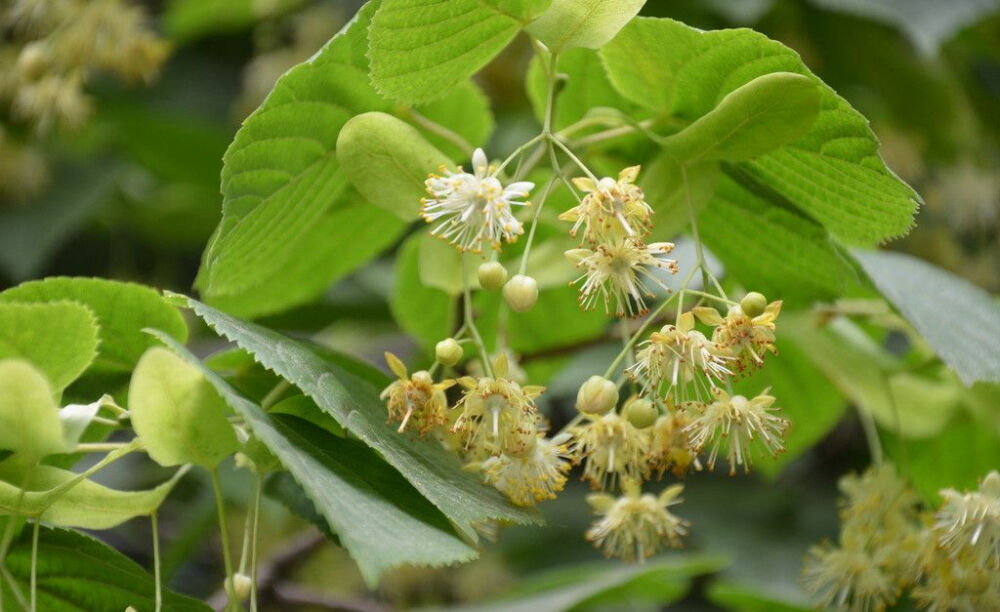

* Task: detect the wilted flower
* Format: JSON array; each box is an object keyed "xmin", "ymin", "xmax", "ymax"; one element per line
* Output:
[
  {"xmin": 585, "ymin": 480, "xmax": 688, "ymax": 561},
  {"xmin": 693, "ymin": 298, "xmax": 781, "ymax": 373},
  {"xmin": 566, "ymin": 238, "xmax": 678, "ymax": 317},
  {"xmin": 421, "ymin": 148, "xmax": 534, "ymax": 253},
  {"xmin": 571, "ymin": 411, "xmax": 649, "ymax": 489},
  {"xmin": 379, "ymin": 352, "xmax": 453, "ymax": 435},
  {"xmin": 474, "ymin": 433, "xmax": 571, "ymax": 506},
  {"xmin": 559, "ymin": 166, "xmax": 653, "ymax": 243},
  {"xmin": 684, "ymin": 388, "xmax": 788, "ymax": 474}
]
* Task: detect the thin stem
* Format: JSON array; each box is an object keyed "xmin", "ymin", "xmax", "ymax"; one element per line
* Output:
[
  {"xmin": 403, "ymin": 108, "xmax": 474, "ymax": 157},
  {"xmin": 0, "ymin": 567, "xmax": 27, "ymax": 612},
  {"xmin": 603, "ymin": 291, "xmax": 683, "ymax": 378},
  {"xmin": 541, "ymin": 50, "xmax": 558, "ymax": 135},
  {"xmin": 249, "ymin": 472, "xmax": 263, "ymax": 612},
  {"xmin": 518, "ymin": 175, "xmax": 558, "ymax": 276},
  {"xmin": 73, "ymin": 442, "xmax": 130, "ymax": 453},
  {"xmin": 549, "ymin": 135, "xmax": 598, "ymax": 182},
  {"xmin": 260, "ymin": 380, "xmax": 291, "ymax": 411},
  {"xmin": 682, "ymin": 165, "xmax": 727, "ymax": 298},
  {"xmin": 681, "ymin": 289, "xmax": 737, "ymax": 306},
  {"xmin": 89, "ymin": 416, "xmax": 122, "ymax": 428},
  {"xmin": 28, "ymin": 520, "xmax": 38, "ymax": 612},
  {"xmin": 495, "ymin": 133, "xmax": 544, "ymax": 177},
  {"xmin": 857, "ymin": 405, "xmax": 884, "ymax": 466},
  {"xmin": 461, "ymin": 257, "xmax": 493, "ymax": 378},
  {"xmin": 151, "ymin": 512, "xmax": 162, "ymax": 612},
  {"xmin": 211, "ymin": 469, "xmax": 237, "ymax": 610}
]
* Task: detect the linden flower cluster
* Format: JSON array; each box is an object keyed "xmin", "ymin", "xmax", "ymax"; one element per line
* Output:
[{"xmin": 803, "ymin": 465, "xmax": 1000, "ymax": 611}]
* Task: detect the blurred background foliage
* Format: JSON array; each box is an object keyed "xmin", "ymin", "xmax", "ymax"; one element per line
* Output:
[{"xmin": 1, "ymin": 0, "xmax": 998, "ymax": 610}]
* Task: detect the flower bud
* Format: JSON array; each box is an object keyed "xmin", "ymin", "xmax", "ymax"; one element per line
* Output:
[
  {"xmin": 435, "ymin": 337, "xmax": 463, "ymax": 366},
  {"xmin": 740, "ymin": 291, "xmax": 768, "ymax": 318},
  {"xmin": 503, "ymin": 274, "xmax": 538, "ymax": 312},
  {"xmin": 477, "ymin": 261, "xmax": 508, "ymax": 291},
  {"xmin": 622, "ymin": 396, "xmax": 657, "ymax": 429},
  {"xmin": 17, "ymin": 42, "xmax": 48, "ymax": 80},
  {"xmin": 576, "ymin": 375, "xmax": 618, "ymax": 415},
  {"xmin": 225, "ymin": 573, "xmax": 252, "ymax": 602}
]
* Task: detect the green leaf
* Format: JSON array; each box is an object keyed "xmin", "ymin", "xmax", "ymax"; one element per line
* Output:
[
  {"xmin": 0, "ymin": 277, "xmax": 189, "ymax": 374},
  {"xmin": 447, "ymin": 556, "xmax": 728, "ymax": 612},
  {"xmin": 149, "ymin": 335, "xmax": 478, "ymax": 585},
  {"xmin": 600, "ymin": 17, "xmax": 919, "ymax": 245},
  {"xmin": 368, "ymin": 0, "xmax": 520, "ymax": 104},
  {"xmin": 0, "ymin": 302, "xmax": 98, "ymax": 392},
  {"xmin": 0, "ymin": 360, "xmax": 66, "ymax": 462},
  {"xmin": 0, "ymin": 525, "xmax": 209, "ymax": 611},
  {"xmin": 418, "ymin": 233, "xmax": 480, "ymax": 296},
  {"xmin": 640, "ymin": 156, "xmax": 720, "ymax": 241},
  {"xmin": 707, "ymin": 580, "xmax": 813, "ymax": 612},
  {"xmin": 338, "ymin": 112, "xmax": 451, "ymax": 221},
  {"xmin": 527, "ymin": 0, "xmax": 646, "ymax": 52},
  {"xmin": 413, "ymin": 81, "xmax": 495, "ymax": 159},
  {"xmin": 853, "ymin": 249, "xmax": 1000, "ymax": 385},
  {"xmin": 525, "ymin": 48, "xmax": 635, "ymax": 130},
  {"xmin": 0, "ymin": 463, "xmax": 186, "ymax": 529},
  {"xmin": 697, "ymin": 175, "xmax": 854, "ymax": 305},
  {"xmin": 481, "ymin": 0, "xmax": 552, "ymax": 23},
  {"xmin": 659, "ymin": 72, "xmax": 820, "ymax": 162},
  {"xmin": 170, "ymin": 296, "xmax": 541, "ymax": 539},
  {"xmin": 128, "ymin": 347, "xmax": 239, "ymax": 468},
  {"xmin": 393, "ymin": 235, "xmax": 456, "ymax": 348},
  {"xmin": 505, "ymin": 286, "xmax": 610, "ymax": 354}
]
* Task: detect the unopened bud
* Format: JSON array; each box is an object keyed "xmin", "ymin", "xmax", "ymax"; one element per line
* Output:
[
  {"xmin": 576, "ymin": 375, "xmax": 618, "ymax": 415},
  {"xmin": 478, "ymin": 261, "xmax": 508, "ymax": 291},
  {"xmin": 503, "ymin": 274, "xmax": 538, "ymax": 312},
  {"xmin": 740, "ymin": 291, "xmax": 768, "ymax": 318},
  {"xmin": 225, "ymin": 573, "xmax": 252, "ymax": 602},
  {"xmin": 622, "ymin": 396, "xmax": 657, "ymax": 429},
  {"xmin": 435, "ymin": 337, "xmax": 463, "ymax": 366},
  {"xmin": 17, "ymin": 42, "xmax": 48, "ymax": 79}
]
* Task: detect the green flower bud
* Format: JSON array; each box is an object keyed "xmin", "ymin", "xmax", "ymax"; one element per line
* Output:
[
  {"xmin": 503, "ymin": 274, "xmax": 538, "ymax": 312},
  {"xmin": 477, "ymin": 261, "xmax": 508, "ymax": 291},
  {"xmin": 740, "ymin": 291, "xmax": 768, "ymax": 318},
  {"xmin": 225, "ymin": 573, "xmax": 252, "ymax": 602},
  {"xmin": 576, "ymin": 375, "xmax": 618, "ymax": 415},
  {"xmin": 435, "ymin": 337, "xmax": 463, "ymax": 366},
  {"xmin": 622, "ymin": 396, "xmax": 657, "ymax": 429}
]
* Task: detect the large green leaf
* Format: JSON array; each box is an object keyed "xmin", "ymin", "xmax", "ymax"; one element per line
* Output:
[
  {"xmin": 0, "ymin": 462, "xmax": 185, "ymax": 529},
  {"xmin": 697, "ymin": 175, "xmax": 854, "ymax": 305},
  {"xmin": 0, "ymin": 360, "xmax": 66, "ymax": 462},
  {"xmin": 368, "ymin": 0, "xmax": 520, "ymax": 104},
  {"xmin": 640, "ymin": 156, "xmax": 719, "ymax": 241},
  {"xmin": 658, "ymin": 72, "xmax": 821, "ymax": 163},
  {"xmin": 481, "ymin": 0, "xmax": 552, "ymax": 23},
  {"xmin": 129, "ymin": 347, "xmax": 239, "ymax": 468},
  {"xmin": 152, "ymin": 333, "xmax": 478, "ymax": 585},
  {"xmin": 0, "ymin": 277, "xmax": 188, "ymax": 374},
  {"xmin": 169, "ymin": 296, "xmax": 540, "ymax": 539},
  {"xmin": 600, "ymin": 17, "xmax": 919, "ymax": 245},
  {"xmin": 707, "ymin": 580, "xmax": 812, "ymax": 612},
  {"xmin": 337, "ymin": 112, "xmax": 451, "ymax": 221},
  {"xmin": 0, "ymin": 302, "xmax": 98, "ymax": 392},
  {"xmin": 393, "ymin": 235, "xmax": 456, "ymax": 349},
  {"xmin": 0, "ymin": 525, "xmax": 209, "ymax": 611},
  {"xmin": 853, "ymin": 249, "xmax": 1000, "ymax": 385},
  {"xmin": 526, "ymin": 0, "xmax": 646, "ymax": 52}
]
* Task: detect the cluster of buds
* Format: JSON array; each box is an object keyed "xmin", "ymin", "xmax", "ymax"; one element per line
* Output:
[
  {"xmin": 560, "ymin": 166, "xmax": 678, "ymax": 317},
  {"xmin": 803, "ymin": 465, "xmax": 1000, "ymax": 611}
]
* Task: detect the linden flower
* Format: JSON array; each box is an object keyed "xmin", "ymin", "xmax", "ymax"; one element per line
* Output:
[
  {"xmin": 571, "ymin": 412, "xmax": 650, "ymax": 489},
  {"xmin": 647, "ymin": 411, "xmax": 700, "ymax": 478},
  {"xmin": 380, "ymin": 352, "xmax": 453, "ymax": 435},
  {"xmin": 558, "ymin": 166, "xmax": 653, "ymax": 243},
  {"xmin": 566, "ymin": 238, "xmax": 678, "ymax": 317},
  {"xmin": 626, "ymin": 312, "xmax": 732, "ymax": 402},
  {"xmin": 910, "ymin": 546, "xmax": 1000, "ymax": 612},
  {"xmin": 684, "ymin": 388, "xmax": 788, "ymax": 474},
  {"xmin": 693, "ymin": 299, "xmax": 782, "ymax": 374},
  {"xmin": 451, "ymin": 355, "xmax": 543, "ymax": 456},
  {"xmin": 586, "ymin": 480, "xmax": 688, "ymax": 562},
  {"xmin": 934, "ymin": 471, "xmax": 1000, "ymax": 569},
  {"xmin": 802, "ymin": 543, "xmax": 900, "ymax": 612},
  {"xmin": 473, "ymin": 433, "xmax": 571, "ymax": 506},
  {"xmin": 421, "ymin": 148, "xmax": 534, "ymax": 253},
  {"xmin": 839, "ymin": 464, "xmax": 920, "ymax": 543}
]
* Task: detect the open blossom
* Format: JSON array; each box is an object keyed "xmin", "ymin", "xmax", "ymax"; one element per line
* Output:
[
  {"xmin": 802, "ymin": 543, "xmax": 900, "ymax": 612},
  {"xmin": 647, "ymin": 411, "xmax": 700, "ymax": 478},
  {"xmin": 474, "ymin": 433, "xmax": 571, "ymax": 506},
  {"xmin": 693, "ymin": 299, "xmax": 782, "ymax": 374},
  {"xmin": 571, "ymin": 412, "xmax": 649, "ymax": 489},
  {"xmin": 684, "ymin": 388, "xmax": 788, "ymax": 474},
  {"xmin": 566, "ymin": 238, "xmax": 678, "ymax": 317},
  {"xmin": 586, "ymin": 480, "xmax": 688, "ymax": 561},
  {"xmin": 421, "ymin": 148, "xmax": 533, "ymax": 253},
  {"xmin": 934, "ymin": 471, "xmax": 1000, "ymax": 569},
  {"xmin": 626, "ymin": 312, "xmax": 732, "ymax": 402},
  {"xmin": 559, "ymin": 166, "xmax": 653, "ymax": 243},
  {"xmin": 380, "ymin": 352, "xmax": 453, "ymax": 435}
]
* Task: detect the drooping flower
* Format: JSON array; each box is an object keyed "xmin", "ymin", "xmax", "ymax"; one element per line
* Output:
[
  {"xmin": 802, "ymin": 542, "xmax": 900, "ymax": 612},
  {"xmin": 558, "ymin": 166, "xmax": 653, "ymax": 243},
  {"xmin": 693, "ymin": 298, "xmax": 782, "ymax": 374},
  {"xmin": 627, "ymin": 312, "xmax": 732, "ymax": 402},
  {"xmin": 684, "ymin": 388, "xmax": 788, "ymax": 474},
  {"xmin": 647, "ymin": 410, "xmax": 700, "ymax": 478},
  {"xmin": 585, "ymin": 480, "xmax": 688, "ymax": 562},
  {"xmin": 934, "ymin": 471, "xmax": 1000, "ymax": 569},
  {"xmin": 474, "ymin": 433, "xmax": 572, "ymax": 506},
  {"xmin": 566, "ymin": 238, "xmax": 678, "ymax": 317},
  {"xmin": 571, "ymin": 411, "xmax": 650, "ymax": 489},
  {"xmin": 421, "ymin": 148, "xmax": 534, "ymax": 253},
  {"xmin": 379, "ymin": 352, "xmax": 453, "ymax": 435}
]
